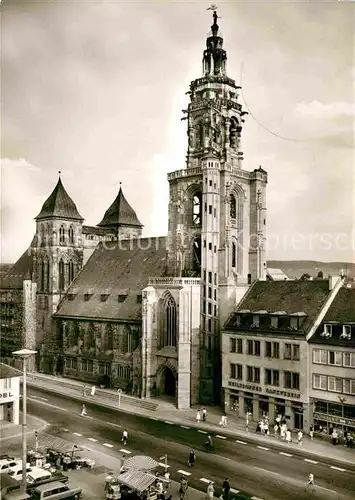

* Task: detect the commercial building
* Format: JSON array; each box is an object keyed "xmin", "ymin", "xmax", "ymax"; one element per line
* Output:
[
  {"xmin": 308, "ymin": 286, "xmax": 355, "ymax": 436},
  {"xmin": 0, "ymin": 363, "xmax": 22, "ymax": 424},
  {"xmin": 222, "ymin": 277, "xmax": 345, "ymax": 432}
]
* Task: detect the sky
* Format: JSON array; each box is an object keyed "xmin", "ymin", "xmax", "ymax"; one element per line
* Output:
[{"xmin": 1, "ymin": 0, "xmax": 354, "ymax": 264}]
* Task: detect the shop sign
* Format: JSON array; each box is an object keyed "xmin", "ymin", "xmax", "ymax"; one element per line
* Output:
[
  {"xmin": 313, "ymin": 412, "xmax": 355, "ymax": 427},
  {"xmin": 227, "ymin": 381, "xmax": 301, "ymax": 399},
  {"xmin": 0, "ymin": 391, "xmax": 14, "ymax": 401}
]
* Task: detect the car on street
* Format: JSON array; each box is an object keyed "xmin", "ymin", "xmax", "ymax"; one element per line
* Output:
[
  {"xmin": 0, "ymin": 458, "xmax": 21, "ymax": 475},
  {"xmin": 8, "ymin": 465, "xmax": 35, "ymax": 481},
  {"xmin": 29, "ymin": 481, "xmax": 82, "ymax": 500}
]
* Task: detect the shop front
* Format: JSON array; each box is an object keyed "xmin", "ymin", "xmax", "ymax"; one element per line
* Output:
[
  {"xmin": 225, "ymin": 380, "xmax": 310, "ymax": 431},
  {"xmin": 0, "ymin": 375, "xmax": 20, "ymax": 425},
  {"xmin": 312, "ymin": 400, "xmax": 355, "ymax": 436}
]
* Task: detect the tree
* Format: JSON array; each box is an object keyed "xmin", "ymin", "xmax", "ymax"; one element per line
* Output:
[
  {"xmin": 316, "ymin": 270, "xmax": 324, "ymax": 279},
  {"xmin": 300, "ymin": 273, "xmax": 311, "ymax": 281}
]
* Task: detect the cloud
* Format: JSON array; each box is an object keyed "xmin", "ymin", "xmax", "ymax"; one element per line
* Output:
[{"xmin": 293, "ymin": 100, "xmax": 354, "ymax": 120}]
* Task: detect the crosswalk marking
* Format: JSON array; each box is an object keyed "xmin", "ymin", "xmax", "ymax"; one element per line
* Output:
[
  {"xmin": 304, "ymin": 458, "xmax": 318, "ymax": 464},
  {"xmin": 330, "ymin": 466, "xmax": 346, "ymax": 472},
  {"xmin": 200, "ymin": 478, "xmax": 213, "ymax": 484},
  {"xmin": 164, "ymin": 421, "xmax": 173, "ymax": 424},
  {"xmin": 73, "ymin": 432, "xmax": 82, "ymax": 436},
  {"xmin": 178, "ymin": 470, "xmax": 191, "ymax": 476},
  {"xmin": 103, "ymin": 443, "xmax": 114, "ymax": 448},
  {"xmin": 119, "ymin": 449, "xmax": 132, "ymax": 454},
  {"xmin": 197, "ymin": 430, "xmax": 207, "ymax": 434},
  {"xmin": 236, "ymin": 440, "xmax": 247, "ymax": 444},
  {"xmin": 257, "ymin": 445, "xmax": 269, "ymax": 451},
  {"xmin": 181, "ymin": 426, "xmax": 190, "ymax": 429},
  {"xmin": 87, "ymin": 438, "xmax": 98, "ymax": 442},
  {"xmin": 158, "ymin": 463, "xmax": 170, "ymax": 468},
  {"xmin": 251, "ymin": 497, "xmax": 265, "ymax": 500},
  {"xmin": 216, "ymin": 435, "xmax": 227, "ymax": 439},
  {"xmin": 230, "ymin": 488, "xmax": 239, "ymax": 494},
  {"xmin": 279, "ymin": 452, "xmax": 292, "ymax": 457}
]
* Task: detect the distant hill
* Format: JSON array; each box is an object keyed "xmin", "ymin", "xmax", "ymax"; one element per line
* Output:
[{"xmin": 268, "ymin": 261, "xmax": 355, "ymax": 280}]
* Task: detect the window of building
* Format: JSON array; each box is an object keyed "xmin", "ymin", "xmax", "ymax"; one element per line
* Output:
[
  {"xmin": 230, "ymin": 337, "xmax": 242, "ymax": 353},
  {"xmin": 208, "ymin": 272, "xmax": 212, "ymax": 283},
  {"xmin": 81, "ymin": 359, "xmax": 93, "ymax": 372},
  {"xmin": 68, "ymin": 261, "xmax": 75, "ymax": 284},
  {"xmin": 313, "ymin": 348, "xmax": 328, "ymax": 364},
  {"xmin": 208, "ymin": 287, "xmax": 212, "ymax": 299},
  {"xmin": 284, "ymin": 371, "xmax": 300, "ymax": 390},
  {"xmin": 58, "ymin": 259, "xmax": 65, "ymax": 291},
  {"xmin": 59, "ymin": 225, "xmax": 65, "ymax": 244},
  {"xmin": 284, "ymin": 343, "xmax": 299, "ymax": 360},
  {"xmin": 247, "ymin": 366, "xmax": 260, "ymax": 383},
  {"xmin": 313, "ymin": 374, "xmax": 327, "ymax": 390},
  {"xmin": 343, "ymin": 352, "xmax": 355, "ymax": 368},
  {"xmin": 230, "ymin": 363, "xmax": 243, "ymax": 380},
  {"xmin": 343, "ymin": 379, "xmax": 355, "ymax": 395},
  {"xmin": 323, "ymin": 323, "xmax": 333, "ymax": 336},
  {"xmin": 342, "ymin": 325, "xmax": 351, "ymax": 339},
  {"xmin": 328, "ymin": 351, "xmax": 342, "ymax": 366},
  {"xmin": 247, "ymin": 340, "xmax": 260, "ymax": 356},
  {"xmin": 192, "ymin": 192, "xmax": 202, "ymax": 225},
  {"xmin": 162, "ymin": 295, "xmax": 177, "ymax": 347},
  {"xmin": 117, "ymin": 365, "xmax": 131, "ymax": 379},
  {"xmin": 208, "ymin": 242, "xmax": 212, "ymax": 250},
  {"xmin": 230, "ymin": 194, "xmax": 236, "ymax": 219},
  {"xmin": 87, "ymin": 323, "xmax": 96, "ymax": 349},
  {"xmin": 265, "ymin": 369, "xmax": 279, "ymax": 386},
  {"xmin": 328, "ymin": 376, "xmax": 343, "ymax": 392},
  {"xmin": 208, "ymin": 205, "xmax": 212, "ymax": 215},
  {"xmin": 103, "ymin": 324, "xmax": 114, "ymax": 350},
  {"xmin": 207, "ymin": 318, "xmax": 212, "ymax": 332},
  {"xmin": 68, "ymin": 226, "xmax": 74, "ymax": 244},
  {"xmin": 193, "ymin": 237, "xmax": 202, "ymax": 274},
  {"xmin": 99, "ymin": 362, "xmax": 111, "ymax": 375},
  {"xmin": 232, "ymin": 242, "xmax": 236, "ymax": 268},
  {"xmin": 208, "ymin": 302, "xmax": 212, "ymax": 314},
  {"xmin": 265, "ymin": 341, "xmax": 279, "ymax": 358}
]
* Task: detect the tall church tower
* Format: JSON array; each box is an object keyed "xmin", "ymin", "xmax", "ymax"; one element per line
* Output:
[
  {"xmin": 166, "ymin": 9, "xmax": 268, "ymax": 403},
  {"xmin": 32, "ymin": 174, "xmax": 84, "ymax": 372}
]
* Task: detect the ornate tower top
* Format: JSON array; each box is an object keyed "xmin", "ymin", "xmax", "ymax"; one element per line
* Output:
[{"xmin": 203, "ymin": 5, "xmax": 227, "ymax": 77}]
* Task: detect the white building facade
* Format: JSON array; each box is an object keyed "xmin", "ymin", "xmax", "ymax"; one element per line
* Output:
[{"xmin": 0, "ymin": 363, "xmax": 21, "ymax": 425}]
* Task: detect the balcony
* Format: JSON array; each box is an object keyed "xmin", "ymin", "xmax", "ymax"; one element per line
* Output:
[
  {"xmin": 148, "ymin": 277, "xmax": 201, "ymax": 287},
  {"xmin": 167, "ymin": 167, "xmax": 201, "ymax": 181}
]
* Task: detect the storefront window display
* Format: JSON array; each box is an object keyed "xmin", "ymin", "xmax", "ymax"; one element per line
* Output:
[{"xmin": 313, "ymin": 400, "xmax": 355, "ymax": 435}]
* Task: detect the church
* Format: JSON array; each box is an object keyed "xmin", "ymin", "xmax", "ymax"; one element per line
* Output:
[{"xmin": 0, "ymin": 11, "xmax": 267, "ymax": 408}]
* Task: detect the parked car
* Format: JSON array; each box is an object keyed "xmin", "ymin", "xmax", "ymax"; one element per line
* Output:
[
  {"xmin": 0, "ymin": 458, "xmax": 21, "ymax": 474},
  {"xmin": 26, "ymin": 469, "xmax": 52, "ymax": 485},
  {"xmin": 29, "ymin": 481, "xmax": 81, "ymax": 500},
  {"xmin": 26, "ymin": 472, "xmax": 69, "ymax": 492},
  {"xmin": 8, "ymin": 465, "xmax": 32, "ymax": 481},
  {"xmin": 0, "ymin": 473, "xmax": 30, "ymax": 500}
]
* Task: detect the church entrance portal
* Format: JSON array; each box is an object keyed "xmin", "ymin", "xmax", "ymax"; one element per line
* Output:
[{"xmin": 163, "ymin": 367, "xmax": 176, "ymax": 397}]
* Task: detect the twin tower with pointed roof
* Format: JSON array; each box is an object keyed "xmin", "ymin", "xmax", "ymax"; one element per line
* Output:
[{"xmin": 4, "ymin": 12, "xmax": 267, "ymax": 407}]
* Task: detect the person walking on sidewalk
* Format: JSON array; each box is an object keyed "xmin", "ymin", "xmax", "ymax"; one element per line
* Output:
[
  {"xmin": 188, "ymin": 451, "xmax": 196, "ymax": 467},
  {"xmin": 202, "ymin": 407, "xmax": 207, "ymax": 422},
  {"xmin": 196, "ymin": 409, "xmax": 201, "ymax": 423},
  {"xmin": 222, "ymin": 478, "xmax": 230, "ymax": 500},
  {"xmin": 305, "ymin": 473, "xmax": 315, "ymax": 492},
  {"xmin": 83, "ymin": 384, "xmax": 87, "ymax": 397},
  {"xmin": 80, "ymin": 404, "xmax": 87, "ymax": 416},
  {"xmin": 286, "ymin": 429, "xmax": 292, "ymax": 444},
  {"xmin": 179, "ymin": 477, "xmax": 188, "ymax": 500},
  {"xmin": 122, "ymin": 429, "xmax": 128, "ymax": 446},
  {"xmin": 206, "ymin": 482, "xmax": 214, "ymax": 500},
  {"xmin": 297, "ymin": 430, "xmax": 303, "ymax": 445},
  {"xmin": 90, "ymin": 385, "xmax": 96, "ymax": 396},
  {"xmin": 331, "ymin": 429, "xmax": 338, "ymax": 445},
  {"xmin": 309, "ymin": 425, "xmax": 314, "ymax": 441}
]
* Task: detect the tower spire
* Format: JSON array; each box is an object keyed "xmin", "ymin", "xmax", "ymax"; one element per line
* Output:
[{"xmin": 203, "ymin": 5, "xmax": 227, "ymax": 77}]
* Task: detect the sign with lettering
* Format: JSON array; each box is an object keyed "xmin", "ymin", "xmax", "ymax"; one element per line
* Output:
[
  {"xmin": 0, "ymin": 391, "xmax": 14, "ymax": 400},
  {"xmin": 313, "ymin": 412, "xmax": 355, "ymax": 428},
  {"xmin": 227, "ymin": 381, "xmax": 301, "ymax": 399}
]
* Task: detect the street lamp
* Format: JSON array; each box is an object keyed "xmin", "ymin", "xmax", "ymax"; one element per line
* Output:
[{"xmin": 13, "ymin": 348, "xmax": 37, "ymax": 494}]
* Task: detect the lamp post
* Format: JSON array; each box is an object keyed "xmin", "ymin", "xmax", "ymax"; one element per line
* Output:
[{"xmin": 13, "ymin": 348, "xmax": 37, "ymax": 494}]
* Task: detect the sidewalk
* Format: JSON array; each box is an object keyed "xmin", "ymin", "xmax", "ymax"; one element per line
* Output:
[
  {"xmin": 27, "ymin": 373, "xmax": 355, "ymax": 466},
  {"xmin": 0, "ymin": 414, "xmax": 47, "ymax": 442}
]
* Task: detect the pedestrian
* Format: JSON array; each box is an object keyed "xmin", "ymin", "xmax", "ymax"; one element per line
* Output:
[
  {"xmin": 297, "ymin": 430, "xmax": 303, "ymax": 445},
  {"xmin": 91, "ymin": 385, "xmax": 96, "ymax": 396},
  {"xmin": 188, "ymin": 451, "xmax": 196, "ymax": 467},
  {"xmin": 274, "ymin": 424, "xmax": 279, "ymax": 437},
  {"xmin": 104, "ymin": 472, "xmax": 114, "ymax": 493},
  {"xmin": 156, "ymin": 479, "xmax": 164, "ymax": 500},
  {"xmin": 196, "ymin": 410, "xmax": 201, "ymax": 423},
  {"xmin": 280, "ymin": 424, "xmax": 287, "ymax": 440},
  {"xmin": 122, "ymin": 429, "xmax": 128, "ymax": 446},
  {"xmin": 83, "ymin": 384, "xmax": 87, "ymax": 397},
  {"xmin": 179, "ymin": 477, "xmax": 188, "ymax": 500},
  {"xmin": 206, "ymin": 482, "xmax": 214, "ymax": 500},
  {"xmin": 305, "ymin": 473, "xmax": 315, "ymax": 492},
  {"xmin": 264, "ymin": 422, "xmax": 269, "ymax": 436},
  {"xmin": 80, "ymin": 404, "xmax": 87, "ymax": 416},
  {"xmin": 286, "ymin": 429, "xmax": 292, "ymax": 444},
  {"xmin": 164, "ymin": 469, "xmax": 170, "ymax": 483},
  {"xmin": 332, "ymin": 429, "xmax": 338, "ymax": 446},
  {"xmin": 222, "ymin": 478, "xmax": 230, "ymax": 500},
  {"xmin": 202, "ymin": 407, "xmax": 207, "ymax": 422},
  {"xmin": 309, "ymin": 425, "xmax": 314, "ymax": 441}
]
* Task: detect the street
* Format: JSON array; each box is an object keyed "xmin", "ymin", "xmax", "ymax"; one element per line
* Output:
[{"xmin": 4, "ymin": 386, "xmax": 354, "ymax": 500}]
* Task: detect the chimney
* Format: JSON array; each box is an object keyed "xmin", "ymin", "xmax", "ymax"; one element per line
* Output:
[{"xmin": 329, "ymin": 275, "xmax": 339, "ymax": 290}]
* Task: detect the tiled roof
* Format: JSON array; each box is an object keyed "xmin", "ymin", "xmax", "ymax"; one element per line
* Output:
[
  {"xmin": 0, "ymin": 249, "xmax": 32, "ymax": 289},
  {"xmin": 225, "ymin": 280, "xmax": 332, "ymax": 334},
  {"xmin": 82, "ymin": 225, "xmax": 107, "ymax": 235},
  {"xmin": 55, "ymin": 237, "xmax": 167, "ymax": 321},
  {"xmin": 0, "ymin": 362, "xmax": 22, "ymax": 379},
  {"xmin": 35, "ymin": 177, "xmax": 83, "ymax": 221},
  {"xmin": 97, "ymin": 187, "xmax": 142, "ymax": 228},
  {"xmin": 266, "ymin": 268, "xmax": 289, "ymax": 281},
  {"xmin": 322, "ymin": 287, "xmax": 355, "ymax": 323}
]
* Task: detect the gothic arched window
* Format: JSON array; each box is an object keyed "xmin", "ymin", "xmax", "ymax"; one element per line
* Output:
[
  {"xmin": 68, "ymin": 261, "xmax": 75, "ymax": 284},
  {"xmin": 40, "ymin": 224, "xmax": 45, "ymax": 247},
  {"xmin": 39, "ymin": 261, "xmax": 45, "ymax": 291},
  {"xmin": 59, "ymin": 259, "xmax": 65, "ymax": 291},
  {"xmin": 193, "ymin": 237, "xmax": 201, "ymax": 275},
  {"xmin": 103, "ymin": 324, "xmax": 114, "ymax": 350},
  {"xmin": 192, "ymin": 192, "xmax": 202, "ymax": 225},
  {"xmin": 87, "ymin": 323, "xmax": 96, "ymax": 349},
  {"xmin": 59, "ymin": 225, "xmax": 65, "ymax": 245},
  {"xmin": 68, "ymin": 226, "xmax": 74, "ymax": 244},
  {"xmin": 230, "ymin": 194, "xmax": 236, "ymax": 219},
  {"xmin": 162, "ymin": 296, "xmax": 177, "ymax": 347},
  {"xmin": 229, "ymin": 117, "xmax": 239, "ymax": 148},
  {"xmin": 232, "ymin": 241, "xmax": 236, "ymax": 268},
  {"xmin": 71, "ymin": 322, "xmax": 80, "ymax": 347}
]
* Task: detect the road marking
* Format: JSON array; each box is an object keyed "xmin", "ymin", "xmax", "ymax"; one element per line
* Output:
[
  {"xmin": 158, "ymin": 463, "xmax": 170, "ymax": 468},
  {"xmin": 73, "ymin": 432, "xmax": 82, "ymax": 436},
  {"xmin": 28, "ymin": 397, "xmax": 68, "ymax": 412},
  {"xmin": 200, "ymin": 478, "xmax": 213, "ymax": 484},
  {"xmin": 236, "ymin": 440, "xmax": 247, "ymax": 445},
  {"xmin": 304, "ymin": 458, "xmax": 318, "ymax": 464},
  {"xmin": 87, "ymin": 438, "xmax": 98, "ymax": 442},
  {"xmin": 181, "ymin": 426, "xmax": 190, "ymax": 429},
  {"xmin": 318, "ymin": 487, "xmax": 337, "ymax": 494},
  {"xmin": 86, "ymin": 416, "xmax": 93, "ymax": 419},
  {"xmin": 230, "ymin": 488, "xmax": 239, "ymax": 494},
  {"xmin": 251, "ymin": 497, "xmax": 265, "ymax": 500},
  {"xmin": 178, "ymin": 470, "xmax": 191, "ymax": 476},
  {"xmin": 119, "ymin": 449, "xmax": 132, "ymax": 454},
  {"xmin": 279, "ymin": 452, "xmax": 293, "ymax": 457},
  {"xmin": 151, "ymin": 417, "xmax": 158, "ymax": 421},
  {"xmin": 164, "ymin": 421, "xmax": 173, "ymax": 424},
  {"xmin": 197, "ymin": 430, "xmax": 207, "ymax": 434},
  {"xmin": 30, "ymin": 395, "xmax": 48, "ymax": 401},
  {"xmin": 330, "ymin": 465, "xmax": 346, "ymax": 472},
  {"xmin": 253, "ymin": 467, "xmax": 279, "ymax": 476},
  {"xmin": 257, "ymin": 446, "xmax": 269, "ymax": 451},
  {"xmin": 103, "ymin": 443, "xmax": 114, "ymax": 448},
  {"xmin": 216, "ymin": 435, "xmax": 227, "ymax": 439}
]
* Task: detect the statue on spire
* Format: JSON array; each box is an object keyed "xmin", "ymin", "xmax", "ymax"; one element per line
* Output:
[{"xmin": 207, "ymin": 4, "xmax": 221, "ymax": 26}]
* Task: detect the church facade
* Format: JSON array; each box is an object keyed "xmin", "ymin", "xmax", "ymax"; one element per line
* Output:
[{"xmin": 1, "ymin": 12, "xmax": 267, "ymax": 408}]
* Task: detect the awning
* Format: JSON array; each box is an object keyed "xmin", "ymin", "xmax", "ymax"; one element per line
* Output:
[
  {"xmin": 123, "ymin": 455, "xmax": 159, "ymax": 471},
  {"xmin": 117, "ymin": 469, "xmax": 157, "ymax": 493}
]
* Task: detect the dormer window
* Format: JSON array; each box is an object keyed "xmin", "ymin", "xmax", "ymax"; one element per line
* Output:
[
  {"xmin": 251, "ymin": 315, "xmax": 260, "ymax": 328},
  {"xmin": 290, "ymin": 317, "xmax": 299, "ymax": 330},
  {"xmin": 118, "ymin": 295, "xmax": 128, "ymax": 303},
  {"xmin": 100, "ymin": 294, "xmax": 110, "ymax": 302},
  {"xmin": 84, "ymin": 293, "xmax": 93, "ymax": 302},
  {"xmin": 270, "ymin": 316, "xmax": 278, "ymax": 329},
  {"xmin": 68, "ymin": 293, "xmax": 76, "ymax": 301},
  {"xmin": 341, "ymin": 325, "xmax": 351, "ymax": 340},
  {"xmin": 137, "ymin": 294, "xmax": 142, "ymax": 304},
  {"xmin": 321, "ymin": 323, "xmax": 332, "ymax": 338}
]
